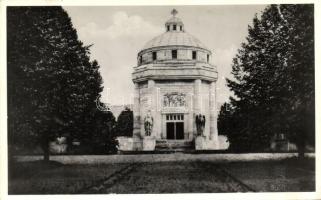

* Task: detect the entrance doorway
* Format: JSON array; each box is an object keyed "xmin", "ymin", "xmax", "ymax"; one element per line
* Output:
[{"xmin": 166, "ymin": 114, "xmax": 184, "ymax": 140}]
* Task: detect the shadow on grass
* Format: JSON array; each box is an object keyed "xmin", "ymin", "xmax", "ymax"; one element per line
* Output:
[
  {"xmin": 8, "ymin": 159, "xmax": 129, "ymax": 194},
  {"xmin": 218, "ymin": 157, "xmax": 315, "ymax": 192},
  {"xmin": 9, "ymin": 159, "xmax": 64, "ymax": 179},
  {"xmin": 278, "ymin": 157, "xmax": 315, "ymax": 171}
]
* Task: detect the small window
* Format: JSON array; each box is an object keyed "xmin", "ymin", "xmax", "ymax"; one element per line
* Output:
[
  {"xmin": 139, "ymin": 56, "xmax": 142, "ymax": 64},
  {"xmin": 207, "ymin": 54, "xmax": 210, "ymax": 63},
  {"xmin": 173, "ymin": 25, "xmax": 176, "ymax": 30},
  {"xmin": 181, "ymin": 115, "xmax": 184, "ymax": 120},
  {"xmin": 166, "ymin": 115, "xmax": 169, "ymax": 120},
  {"xmin": 192, "ymin": 51, "xmax": 197, "ymax": 60},
  {"xmin": 152, "ymin": 52, "xmax": 157, "ymax": 60},
  {"xmin": 180, "ymin": 26, "xmax": 182, "ymax": 31},
  {"xmin": 172, "ymin": 50, "xmax": 177, "ymax": 59},
  {"xmin": 167, "ymin": 25, "xmax": 170, "ymax": 31}
]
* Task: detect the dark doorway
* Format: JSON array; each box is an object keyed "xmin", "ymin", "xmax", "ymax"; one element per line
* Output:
[
  {"xmin": 166, "ymin": 122, "xmax": 175, "ymax": 139},
  {"xmin": 176, "ymin": 122, "xmax": 184, "ymax": 139},
  {"xmin": 166, "ymin": 121, "xmax": 184, "ymax": 140}
]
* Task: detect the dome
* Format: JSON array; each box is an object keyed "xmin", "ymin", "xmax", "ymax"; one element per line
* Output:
[
  {"xmin": 133, "ymin": 9, "xmax": 217, "ymax": 83},
  {"xmin": 136, "ymin": 9, "xmax": 213, "ymax": 67},
  {"xmin": 142, "ymin": 31, "xmax": 208, "ymax": 51},
  {"xmin": 165, "ymin": 16, "xmax": 183, "ymax": 24},
  {"xmin": 140, "ymin": 9, "xmax": 209, "ymax": 52}
]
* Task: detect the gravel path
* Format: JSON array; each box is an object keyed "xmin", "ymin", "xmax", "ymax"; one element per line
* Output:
[
  {"xmin": 83, "ymin": 162, "xmax": 255, "ymax": 193},
  {"xmin": 10, "ymin": 155, "xmax": 315, "ymax": 193}
]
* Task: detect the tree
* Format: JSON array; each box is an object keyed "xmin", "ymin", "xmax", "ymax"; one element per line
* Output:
[
  {"xmin": 278, "ymin": 4, "xmax": 315, "ymax": 157},
  {"xmin": 114, "ymin": 107, "xmax": 133, "ymax": 137},
  {"xmin": 219, "ymin": 4, "xmax": 314, "ymax": 156},
  {"xmin": 7, "ymin": 7, "xmax": 104, "ymax": 161},
  {"xmin": 90, "ymin": 110, "xmax": 118, "ymax": 154}
]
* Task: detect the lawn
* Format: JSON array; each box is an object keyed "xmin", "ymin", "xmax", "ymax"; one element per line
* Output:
[
  {"xmin": 94, "ymin": 161, "xmax": 252, "ymax": 193},
  {"xmin": 8, "ymin": 160, "xmax": 130, "ymax": 194},
  {"xmin": 222, "ymin": 158, "xmax": 315, "ymax": 192},
  {"xmin": 8, "ymin": 156, "xmax": 315, "ymax": 194}
]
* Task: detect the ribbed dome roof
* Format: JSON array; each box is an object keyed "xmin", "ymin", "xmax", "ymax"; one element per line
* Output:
[
  {"xmin": 142, "ymin": 31, "xmax": 208, "ymax": 50},
  {"xmin": 140, "ymin": 9, "xmax": 209, "ymax": 52}
]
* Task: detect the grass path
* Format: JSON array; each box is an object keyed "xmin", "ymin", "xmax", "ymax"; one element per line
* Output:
[
  {"xmin": 84, "ymin": 162, "xmax": 255, "ymax": 193},
  {"xmin": 78, "ymin": 163, "xmax": 139, "ymax": 194}
]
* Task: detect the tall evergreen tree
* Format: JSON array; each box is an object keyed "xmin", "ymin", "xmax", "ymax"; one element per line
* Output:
[
  {"xmin": 7, "ymin": 7, "xmax": 104, "ymax": 161},
  {"xmin": 219, "ymin": 4, "xmax": 314, "ymax": 156},
  {"xmin": 278, "ymin": 4, "xmax": 315, "ymax": 157}
]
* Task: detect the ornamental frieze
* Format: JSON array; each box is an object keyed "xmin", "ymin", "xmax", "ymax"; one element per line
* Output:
[{"xmin": 163, "ymin": 92, "xmax": 186, "ymax": 107}]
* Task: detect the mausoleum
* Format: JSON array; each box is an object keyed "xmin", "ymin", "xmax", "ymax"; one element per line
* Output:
[{"xmin": 117, "ymin": 9, "xmax": 229, "ymax": 151}]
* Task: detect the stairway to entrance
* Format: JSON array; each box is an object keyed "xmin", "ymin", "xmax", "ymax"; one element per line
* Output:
[{"xmin": 155, "ymin": 140, "xmax": 194, "ymax": 152}]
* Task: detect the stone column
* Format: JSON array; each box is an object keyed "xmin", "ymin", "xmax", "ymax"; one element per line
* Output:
[
  {"xmin": 147, "ymin": 79, "xmax": 159, "ymax": 138},
  {"xmin": 154, "ymin": 85, "xmax": 161, "ymax": 139},
  {"xmin": 133, "ymin": 83, "xmax": 141, "ymax": 138},
  {"xmin": 209, "ymin": 81, "xmax": 218, "ymax": 142},
  {"xmin": 193, "ymin": 79, "xmax": 201, "ymax": 136},
  {"xmin": 194, "ymin": 79, "xmax": 202, "ymax": 114},
  {"xmin": 162, "ymin": 114, "xmax": 167, "ymax": 139},
  {"xmin": 188, "ymin": 112, "xmax": 194, "ymax": 140}
]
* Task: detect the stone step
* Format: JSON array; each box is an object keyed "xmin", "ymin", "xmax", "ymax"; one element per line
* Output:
[{"xmin": 155, "ymin": 140, "xmax": 194, "ymax": 150}]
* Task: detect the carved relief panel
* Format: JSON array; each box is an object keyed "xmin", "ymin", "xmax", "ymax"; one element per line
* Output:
[{"xmin": 163, "ymin": 92, "xmax": 186, "ymax": 107}]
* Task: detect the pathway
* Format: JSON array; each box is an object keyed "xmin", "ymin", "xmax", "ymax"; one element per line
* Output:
[{"xmin": 81, "ymin": 161, "xmax": 255, "ymax": 193}]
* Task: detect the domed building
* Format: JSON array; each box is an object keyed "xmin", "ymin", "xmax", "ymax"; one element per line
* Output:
[{"xmin": 117, "ymin": 9, "xmax": 228, "ymax": 151}]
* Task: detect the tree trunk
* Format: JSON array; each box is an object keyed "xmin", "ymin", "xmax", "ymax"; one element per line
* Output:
[
  {"xmin": 43, "ymin": 144, "xmax": 50, "ymax": 162},
  {"xmin": 297, "ymin": 133, "xmax": 306, "ymax": 159},
  {"xmin": 41, "ymin": 136, "xmax": 50, "ymax": 162},
  {"xmin": 298, "ymin": 148, "xmax": 305, "ymax": 158},
  {"xmin": 298, "ymin": 144, "xmax": 305, "ymax": 159}
]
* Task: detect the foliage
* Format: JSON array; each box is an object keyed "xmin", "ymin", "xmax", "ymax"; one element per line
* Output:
[
  {"xmin": 7, "ymin": 7, "xmax": 116, "ymax": 159},
  {"xmin": 114, "ymin": 107, "xmax": 133, "ymax": 137},
  {"xmin": 218, "ymin": 4, "xmax": 314, "ymax": 154},
  {"xmin": 85, "ymin": 110, "xmax": 118, "ymax": 154}
]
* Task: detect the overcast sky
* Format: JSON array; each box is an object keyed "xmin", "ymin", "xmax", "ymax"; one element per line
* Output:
[{"xmin": 64, "ymin": 5, "xmax": 267, "ymax": 105}]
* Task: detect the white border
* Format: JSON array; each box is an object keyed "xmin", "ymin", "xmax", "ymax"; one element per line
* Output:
[{"xmin": 0, "ymin": 0, "xmax": 320, "ymax": 200}]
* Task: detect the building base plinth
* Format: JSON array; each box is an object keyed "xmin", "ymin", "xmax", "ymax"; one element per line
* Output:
[
  {"xmin": 143, "ymin": 136, "xmax": 156, "ymax": 151},
  {"xmin": 116, "ymin": 135, "xmax": 229, "ymax": 152},
  {"xmin": 217, "ymin": 135, "xmax": 230, "ymax": 150},
  {"xmin": 117, "ymin": 137, "xmax": 134, "ymax": 151},
  {"xmin": 195, "ymin": 136, "xmax": 207, "ymax": 150},
  {"xmin": 117, "ymin": 136, "xmax": 143, "ymax": 151},
  {"xmin": 195, "ymin": 135, "xmax": 229, "ymax": 150}
]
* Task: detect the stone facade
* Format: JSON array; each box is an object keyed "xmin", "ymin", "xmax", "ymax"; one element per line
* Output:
[{"xmin": 117, "ymin": 10, "xmax": 228, "ymax": 151}]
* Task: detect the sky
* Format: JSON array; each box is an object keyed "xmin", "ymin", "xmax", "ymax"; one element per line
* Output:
[{"xmin": 64, "ymin": 5, "xmax": 267, "ymax": 106}]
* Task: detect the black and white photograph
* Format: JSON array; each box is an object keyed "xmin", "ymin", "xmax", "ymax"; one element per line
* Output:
[{"xmin": 0, "ymin": 0, "xmax": 319, "ymax": 199}]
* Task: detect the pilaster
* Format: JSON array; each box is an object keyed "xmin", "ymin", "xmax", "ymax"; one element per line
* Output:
[
  {"xmin": 193, "ymin": 79, "xmax": 202, "ymax": 136},
  {"xmin": 133, "ymin": 83, "xmax": 141, "ymax": 138},
  {"xmin": 209, "ymin": 81, "xmax": 218, "ymax": 142}
]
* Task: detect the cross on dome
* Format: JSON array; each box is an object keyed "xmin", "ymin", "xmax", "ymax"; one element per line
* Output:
[
  {"xmin": 165, "ymin": 9, "xmax": 184, "ymax": 32},
  {"xmin": 171, "ymin": 9, "xmax": 178, "ymax": 17}
]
